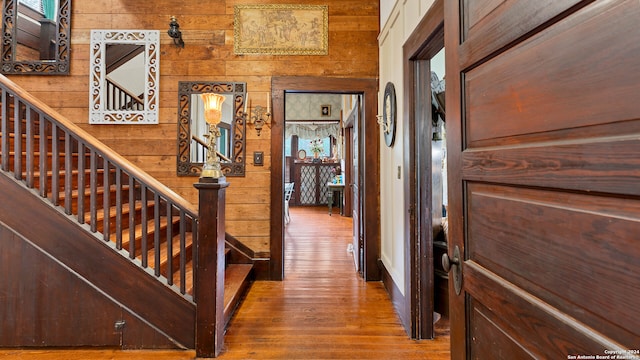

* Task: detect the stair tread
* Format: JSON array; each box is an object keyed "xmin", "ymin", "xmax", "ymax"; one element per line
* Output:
[
  {"xmin": 60, "ymin": 184, "xmax": 129, "ymax": 198},
  {"xmin": 120, "ymin": 217, "xmax": 171, "ymax": 242},
  {"xmin": 9, "ymin": 151, "xmax": 78, "ymax": 157},
  {"xmin": 142, "ymin": 232, "xmax": 194, "ymax": 272},
  {"xmin": 224, "ymin": 264, "xmax": 253, "ymax": 300},
  {"xmin": 224, "ymin": 264, "xmax": 253, "ymax": 325},
  {"xmin": 87, "ymin": 201, "xmax": 146, "ymax": 224}
]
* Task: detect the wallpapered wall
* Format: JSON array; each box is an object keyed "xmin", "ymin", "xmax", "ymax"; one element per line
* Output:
[{"xmin": 285, "ymin": 94, "xmax": 342, "ymax": 121}]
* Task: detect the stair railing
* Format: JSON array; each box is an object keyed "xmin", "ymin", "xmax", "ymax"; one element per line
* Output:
[
  {"xmin": 0, "ymin": 74, "xmax": 198, "ymax": 297},
  {"xmin": 192, "ymin": 134, "xmax": 231, "ymax": 163},
  {"xmin": 105, "ymin": 77, "xmax": 145, "ymax": 111}
]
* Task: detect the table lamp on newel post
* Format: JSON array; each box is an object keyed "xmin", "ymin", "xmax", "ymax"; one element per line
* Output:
[{"xmin": 200, "ymin": 93, "xmax": 225, "ymax": 179}]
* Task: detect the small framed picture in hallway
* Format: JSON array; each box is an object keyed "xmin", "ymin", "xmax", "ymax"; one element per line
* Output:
[{"xmin": 321, "ymin": 105, "xmax": 331, "ymax": 117}]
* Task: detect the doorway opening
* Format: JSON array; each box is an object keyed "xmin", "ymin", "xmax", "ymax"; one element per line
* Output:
[
  {"xmin": 283, "ymin": 93, "xmax": 363, "ymax": 275},
  {"xmin": 269, "ymin": 76, "xmax": 379, "ymax": 281}
]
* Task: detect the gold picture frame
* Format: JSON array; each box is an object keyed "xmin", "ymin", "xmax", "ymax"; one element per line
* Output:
[{"xmin": 234, "ymin": 4, "xmax": 328, "ymax": 55}]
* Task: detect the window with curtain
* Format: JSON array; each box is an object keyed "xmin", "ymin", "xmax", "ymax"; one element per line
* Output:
[
  {"xmin": 299, "ymin": 137, "xmax": 331, "ymax": 156},
  {"xmin": 285, "ymin": 122, "xmax": 339, "ymax": 158},
  {"xmin": 42, "ymin": 0, "xmax": 56, "ymax": 20},
  {"xmin": 286, "ymin": 136, "xmax": 332, "ymax": 158},
  {"xmin": 285, "ymin": 123, "xmax": 339, "ymax": 140},
  {"xmin": 18, "ymin": 0, "xmax": 56, "ymax": 20}
]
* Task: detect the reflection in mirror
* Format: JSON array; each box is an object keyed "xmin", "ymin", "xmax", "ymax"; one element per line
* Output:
[
  {"xmin": 1, "ymin": 0, "xmax": 70, "ymax": 74},
  {"xmin": 177, "ymin": 82, "xmax": 246, "ymax": 177},
  {"xmin": 105, "ymin": 44, "xmax": 145, "ymax": 111},
  {"xmin": 190, "ymin": 93, "xmax": 234, "ymax": 162},
  {"xmin": 89, "ymin": 30, "xmax": 159, "ymax": 124}
]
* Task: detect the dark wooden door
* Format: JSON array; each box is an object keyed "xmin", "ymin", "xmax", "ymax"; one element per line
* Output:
[
  {"xmin": 350, "ymin": 102, "xmax": 362, "ymax": 273},
  {"xmin": 445, "ymin": 1, "xmax": 640, "ymax": 358}
]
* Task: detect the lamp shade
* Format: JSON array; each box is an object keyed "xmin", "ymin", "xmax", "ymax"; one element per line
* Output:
[{"xmin": 200, "ymin": 93, "xmax": 225, "ymax": 125}]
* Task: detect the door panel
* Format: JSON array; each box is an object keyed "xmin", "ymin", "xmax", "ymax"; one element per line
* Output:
[
  {"xmin": 352, "ymin": 188, "xmax": 360, "ymax": 273},
  {"xmin": 469, "ymin": 300, "xmax": 539, "ymax": 359},
  {"xmin": 460, "ymin": 0, "xmax": 587, "ymax": 68},
  {"xmin": 466, "ymin": 273, "xmax": 612, "ymax": 358},
  {"xmin": 467, "ymin": 183, "xmax": 640, "ymax": 346},
  {"xmin": 464, "ymin": 0, "xmax": 640, "ymax": 146},
  {"xmin": 351, "ymin": 103, "xmax": 361, "ymax": 273},
  {"xmin": 446, "ymin": 0, "xmax": 640, "ymax": 358}
]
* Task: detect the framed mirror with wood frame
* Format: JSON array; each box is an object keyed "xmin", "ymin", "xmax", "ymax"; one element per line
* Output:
[
  {"xmin": 177, "ymin": 81, "xmax": 247, "ymax": 177},
  {"xmin": 1, "ymin": 0, "xmax": 71, "ymax": 75}
]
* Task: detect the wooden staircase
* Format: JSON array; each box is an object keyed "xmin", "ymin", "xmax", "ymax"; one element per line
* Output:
[{"xmin": 0, "ymin": 75, "xmax": 253, "ymax": 349}]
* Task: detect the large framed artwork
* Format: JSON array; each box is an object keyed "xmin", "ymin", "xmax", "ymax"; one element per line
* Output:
[{"xmin": 234, "ymin": 4, "xmax": 328, "ymax": 55}]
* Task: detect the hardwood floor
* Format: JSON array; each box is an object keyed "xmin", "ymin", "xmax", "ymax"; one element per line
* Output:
[
  {"xmin": 0, "ymin": 206, "xmax": 450, "ymax": 359},
  {"xmin": 222, "ymin": 206, "xmax": 450, "ymax": 359}
]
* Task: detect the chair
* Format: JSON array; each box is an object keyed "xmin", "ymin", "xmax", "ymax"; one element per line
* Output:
[{"xmin": 284, "ymin": 182, "xmax": 294, "ymax": 224}]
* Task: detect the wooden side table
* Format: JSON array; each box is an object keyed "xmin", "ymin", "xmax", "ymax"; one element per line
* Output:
[{"xmin": 327, "ymin": 183, "xmax": 345, "ymax": 216}]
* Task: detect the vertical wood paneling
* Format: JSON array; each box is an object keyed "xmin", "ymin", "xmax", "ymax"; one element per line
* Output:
[{"xmin": 7, "ymin": 0, "xmax": 379, "ymax": 255}]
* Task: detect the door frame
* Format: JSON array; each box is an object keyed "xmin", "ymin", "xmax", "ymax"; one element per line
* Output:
[
  {"xmin": 269, "ymin": 76, "xmax": 380, "ymax": 281},
  {"xmin": 402, "ymin": 0, "xmax": 444, "ymax": 339}
]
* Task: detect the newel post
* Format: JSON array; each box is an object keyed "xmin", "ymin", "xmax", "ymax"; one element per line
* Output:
[{"xmin": 194, "ymin": 176, "xmax": 229, "ymax": 358}]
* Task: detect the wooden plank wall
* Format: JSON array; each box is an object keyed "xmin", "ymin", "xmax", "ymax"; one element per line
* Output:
[{"xmin": 7, "ymin": 0, "xmax": 379, "ymax": 256}]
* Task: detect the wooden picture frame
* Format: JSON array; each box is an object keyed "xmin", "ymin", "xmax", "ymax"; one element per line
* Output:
[
  {"xmin": 321, "ymin": 105, "xmax": 331, "ymax": 117},
  {"xmin": 234, "ymin": 4, "xmax": 328, "ymax": 55},
  {"xmin": 382, "ymin": 82, "xmax": 396, "ymax": 147}
]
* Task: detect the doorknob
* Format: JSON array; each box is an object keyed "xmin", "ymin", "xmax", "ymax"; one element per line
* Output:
[
  {"xmin": 442, "ymin": 245, "xmax": 462, "ymax": 296},
  {"xmin": 441, "ymin": 248, "xmax": 459, "ymax": 272}
]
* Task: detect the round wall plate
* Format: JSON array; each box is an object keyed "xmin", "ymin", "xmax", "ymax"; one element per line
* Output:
[{"xmin": 383, "ymin": 82, "xmax": 397, "ymax": 147}]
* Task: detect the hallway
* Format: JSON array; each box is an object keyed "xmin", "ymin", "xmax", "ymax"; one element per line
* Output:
[{"xmin": 221, "ymin": 206, "xmax": 450, "ymax": 359}]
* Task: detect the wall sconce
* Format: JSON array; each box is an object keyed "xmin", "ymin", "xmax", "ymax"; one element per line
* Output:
[
  {"xmin": 243, "ymin": 92, "xmax": 271, "ymax": 136},
  {"xmin": 200, "ymin": 93, "xmax": 225, "ymax": 178},
  {"xmin": 168, "ymin": 16, "xmax": 185, "ymax": 48}
]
